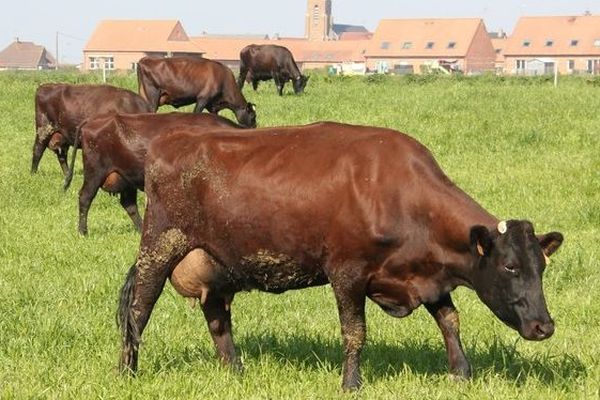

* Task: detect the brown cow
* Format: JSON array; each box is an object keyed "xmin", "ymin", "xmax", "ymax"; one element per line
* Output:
[
  {"xmin": 32, "ymin": 83, "xmax": 151, "ymax": 176},
  {"xmin": 63, "ymin": 112, "xmax": 243, "ymax": 235},
  {"xmin": 137, "ymin": 56, "xmax": 256, "ymax": 128},
  {"xmin": 118, "ymin": 123, "xmax": 563, "ymax": 390},
  {"xmin": 238, "ymin": 44, "xmax": 309, "ymax": 95}
]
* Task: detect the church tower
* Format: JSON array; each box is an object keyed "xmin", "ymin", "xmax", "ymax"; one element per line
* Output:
[{"xmin": 305, "ymin": 0, "xmax": 333, "ymax": 41}]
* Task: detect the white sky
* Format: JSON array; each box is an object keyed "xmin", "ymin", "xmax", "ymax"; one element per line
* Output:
[{"xmin": 2, "ymin": 0, "xmax": 598, "ymax": 64}]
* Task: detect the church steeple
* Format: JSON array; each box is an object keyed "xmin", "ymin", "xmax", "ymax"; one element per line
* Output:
[{"xmin": 305, "ymin": 0, "xmax": 333, "ymax": 41}]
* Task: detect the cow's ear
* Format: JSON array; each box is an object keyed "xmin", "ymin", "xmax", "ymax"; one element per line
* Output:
[
  {"xmin": 537, "ymin": 232, "xmax": 563, "ymax": 257},
  {"xmin": 470, "ymin": 225, "xmax": 493, "ymax": 258}
]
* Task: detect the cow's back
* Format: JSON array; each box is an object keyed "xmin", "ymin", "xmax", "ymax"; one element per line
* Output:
[
  {"xmin": 241, "ymin": 44, "xmax": 296, "ymax": 72},
  {"xmin": 36, "ymin": 84, "xmax": 150, "ymax": 132},
  {"xmin": 146, "ymin": 123, "xmax": 455, "ymax": 270}
]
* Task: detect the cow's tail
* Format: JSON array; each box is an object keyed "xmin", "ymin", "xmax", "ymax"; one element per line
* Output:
[
  {"xmin": 117, "ymin": 263, "xmax": 140, "ymax": 349},
  {"xmin": 63, "ymin": 120, "xmax": 85, "ymax": 191}
]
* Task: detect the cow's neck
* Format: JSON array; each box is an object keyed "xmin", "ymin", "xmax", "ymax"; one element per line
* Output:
[{"xmin": 425, "ymin": 183, "xmax": 498, "ymax": 289}]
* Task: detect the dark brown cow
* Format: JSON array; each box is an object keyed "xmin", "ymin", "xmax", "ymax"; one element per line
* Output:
[
  {"xmin": 238, "ymin": 44, "xmax": 309, "ymax": 95},
  {"xmin": 137, "ymin": 56, "xmax": 256, "ymax": 128},
  {"xmin": 118, "ymin": 123, "xmax": 563, "ymax": 390},
  {"xmin": 32, "ymin": 83, "xmax": 151, "ymax": 176},
  {"xmin": 63, "ymin": 112, "xmax": 243, "ymax": 235}
]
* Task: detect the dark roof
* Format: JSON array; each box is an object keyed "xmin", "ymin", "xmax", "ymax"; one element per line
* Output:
[
  {"xmin": 332, "ymin": 24, "xmax": 369, "ymax": 35},
  {"xmin": 0, "ymin": 40, "xmax": 55, "ymax": 69}
]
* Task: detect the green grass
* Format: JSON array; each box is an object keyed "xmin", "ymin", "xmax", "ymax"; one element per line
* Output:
[{"xmin": 0, "ymin": 71, "xmax": 598, "ymax": 399}]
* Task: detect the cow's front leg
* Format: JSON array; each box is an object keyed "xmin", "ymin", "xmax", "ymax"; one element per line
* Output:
[
  {"xmin": 272, "ymin": 72, "xmax": 284, "ymax": 96},
  {"xmin": 425, "ymin": 293, "xmax": 471, "ymax": 379},
  {"xmin": 201, "ymin": 293, "xmax": 241, "ymax": 371},
  {"xmin": 330, "ymin": 270, "xmax": 367, "ymax": 391}
]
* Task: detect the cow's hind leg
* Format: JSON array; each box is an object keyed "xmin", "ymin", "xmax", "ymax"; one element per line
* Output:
[
  {"xmin": 425, "ymin": 294, "xmax": 471, "ymax": 379},
  {"xmin": 193, "ymin": 98, "xmax": 209, "ymax": 114},
  {"xmin": 201, "ymin": 293, "xmax": 241, "ymax": 371},
  {"xmin": 56, "ymin": 145, "xmax": 70, "ymax": 176},
  {"xmin": 120, "ymin": 188, "xmax": 142, "ymax": 232},
  {"xmin": 237, "ymin": 66, "xmax": 248, "ymax": 89},
  {"xmin": 118, "ymin": 229, "xmax": 190, "ymax": 373},
  {"xmin": 78, "ymin": 173, "xmax": 103, "ymax": 236},
  {"xmin": 329, "ymin": 263, "xmax": 367, "ymax": 391}
]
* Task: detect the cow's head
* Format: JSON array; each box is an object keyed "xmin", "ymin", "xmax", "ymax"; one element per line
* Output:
[
  {"xmin": 293, "ymin": 75, "xmax": 310, "ymax": 94},
  {"xmin": 470, "ymin": 220, "xmax": 563, "ymax": 341},
  {"xmin": 236, "ymin": 102, "xmax": 257, "ymax": 128}
]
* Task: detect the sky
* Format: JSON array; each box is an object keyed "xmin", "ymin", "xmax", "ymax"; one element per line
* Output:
[{"xmin": 2, "ymin": 0, "xmax": 598, "ymax": 64}]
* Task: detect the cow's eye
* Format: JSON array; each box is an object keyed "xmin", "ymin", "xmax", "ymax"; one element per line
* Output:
[{"xmin": 504, "ymin": 265, "xmax": 519, "ymax": 275}]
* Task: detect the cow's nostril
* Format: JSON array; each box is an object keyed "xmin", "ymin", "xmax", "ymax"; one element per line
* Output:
[{"xmin": 535, "ymin": 322, "xmax": 555, "ymax": 338}]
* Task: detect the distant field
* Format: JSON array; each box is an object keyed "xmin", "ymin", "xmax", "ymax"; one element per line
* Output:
[{"xmin": 0, "ymin": 71, "xmax": 598, "ymax": 399}]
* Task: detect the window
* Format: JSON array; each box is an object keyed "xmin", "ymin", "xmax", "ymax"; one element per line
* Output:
[
  {"xmin": 447, "ymin": 41, "xmax": 456, "ymax": 49},
  {"xmin": 570, "ymin": 39, "xmax": 579, "ymax": 47},
  {"xmin": 594, "ymin": 39, "xmax": 600, "ymax": 47},
  {"xmin": 522, "ymin": 39, "xmax": 531, "ymax": 47},
  {"xmin": 312, "ymin": 5, "xmax": 320, "ymax": 26},
  {"xmin": 402, "ymin": 41, "xmax": 412, "ymax": 49},
  {"xmin": 588, "ymin": 59, "xmax": 600, "ymax": 73},
  {"xmin": 425, "ymin": 41, "xmax": 434, "ymax": 49},
  {"xmin": 495, "ymin": 48, "xmax": 502, "ymax": 54},
  {"xmin": 516, "ymin": 59, "xmax": 526, "ymax": 70},
  {"xmin": 568, "ymin": 60, "xmax": 575, "ymax": 70},
  {"xmin": 545, "ymin": 39, "xmax": 554, "ymax": 47},
  {"xmin": 380, "ymin": 41, "xmax": 390, "ymax": 49},
  {"xmin": 104, "ymin": 57, "xmax": 115, "ymax": 70},
  {"xmin": 89, "ymin": 57, "xmax": 99, "ymax": 70}
]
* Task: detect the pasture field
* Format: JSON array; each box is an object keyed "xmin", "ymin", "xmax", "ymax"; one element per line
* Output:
[{"xmin": 0, "ymin": 71, "xmax": 599, "ymax": 399}]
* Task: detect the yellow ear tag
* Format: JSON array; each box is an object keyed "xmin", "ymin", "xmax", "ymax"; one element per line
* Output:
[
  {"xmin": 544, "ymin": 254, "xmax": 551, "ymax": 265},
  {"xmin": 477, "ymin": 243, "xmax": 485, "ymax": 256}
]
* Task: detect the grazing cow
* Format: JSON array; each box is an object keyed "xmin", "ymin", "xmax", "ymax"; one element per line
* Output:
[
  {"xmin": 63, "ymin": 112, "xmax": 243, "ymax": 236},
  {"xmin": 118, "ymin": 123, "xmax": 563, "ymax": 390},
  {"xmin": 32, "ymin": 83, "xmax": 151, "ymax": 176},
  {"xmin": 238, "ymin": 44, "xmax": 309, "ymax": 96},
  {"xmin": 137, "ymin": 56, "xmax": 256, "ymax": 128}
]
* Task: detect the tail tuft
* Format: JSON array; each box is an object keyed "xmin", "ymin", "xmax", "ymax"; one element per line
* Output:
[{"xmin": 117, "ymin": 264, "xmax": 140, "ymax": 346}]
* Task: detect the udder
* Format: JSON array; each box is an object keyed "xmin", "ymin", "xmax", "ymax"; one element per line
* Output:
[
  {"xmin": 48, "ymin": 132, "xmax": 65, "ymax": 151},
  {"xmin": 101, "ymin": 172, "xmax": 128, "ymax": 193},
  {"xmin": 170, "ymin": 249, "xmax": 220, "ymax": 305}
]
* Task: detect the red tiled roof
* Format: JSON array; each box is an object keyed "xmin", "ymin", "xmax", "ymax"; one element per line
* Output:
[
  {"xmin": 0, "ymin": 40, "xmax": 55, "ymax": 68},
  {"xmin": 365, "ymin": 18, "xmax": 484, "ymax": 58},
  {"xmin": 338, "ymin": 32, "xmax": 373, "ymax": 41},
  {"xmin": 84, "ymin": 20, "xmax": 203, "ymax": 54},
  {"xmin": 504, "ymin": 15, "xmax": 600, "ymax": 56}
]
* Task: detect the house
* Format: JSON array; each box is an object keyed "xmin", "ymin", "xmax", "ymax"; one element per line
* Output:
[
  {"xmin": 0, "ymin": 40, "xmax": 56, "ymax": 70},
  {"xmin": 490, "ymin": 32, "xmax": 508, "ymax": 74},
  {"xmin": 364, "ymin": 18, "xmax": 496, "ymax": 74},
  {"xmin": 82, "ymin": 20, "xmax": 203, "ymax": 71},
  {"xmin": 503, "ymin": 15, "xmax": 600, "ymax": 75}
]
